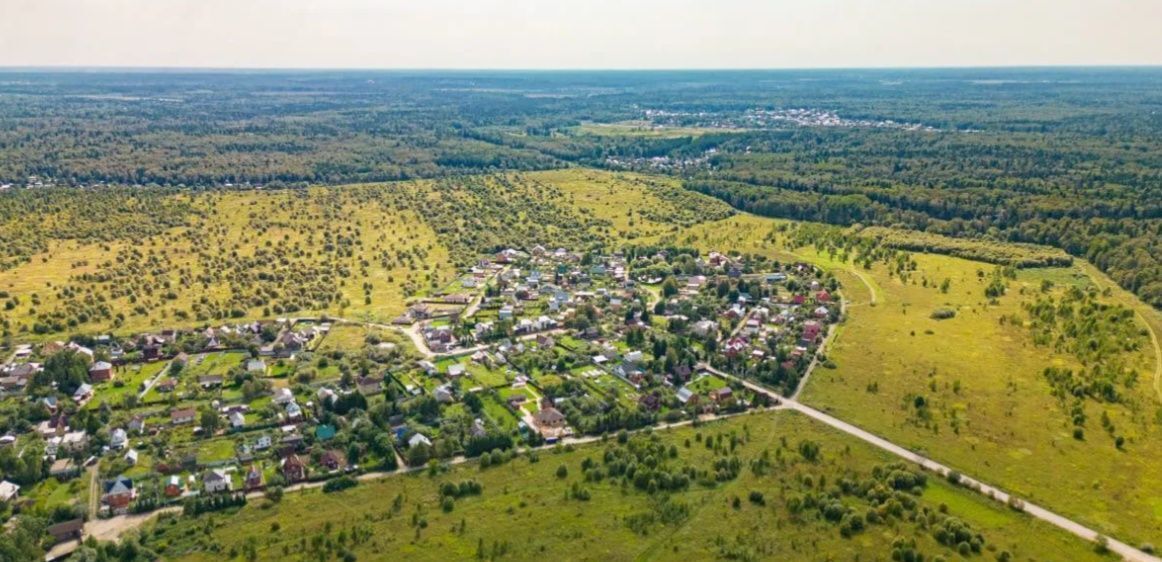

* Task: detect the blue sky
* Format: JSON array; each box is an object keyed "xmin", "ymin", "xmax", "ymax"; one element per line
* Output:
[{"xmin": 2, "ymin": 0, "xmax": 1159, "ymax": 69}]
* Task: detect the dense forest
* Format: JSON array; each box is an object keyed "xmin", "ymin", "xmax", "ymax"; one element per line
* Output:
[{"xmin": 0, "ymin": 68, "xmax": 1159, "ymax": 306}]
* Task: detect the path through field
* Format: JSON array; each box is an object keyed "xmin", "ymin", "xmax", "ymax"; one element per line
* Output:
[{"xmin": 698, "ymin": 362, "xmax": 1159, "ymax": 562}]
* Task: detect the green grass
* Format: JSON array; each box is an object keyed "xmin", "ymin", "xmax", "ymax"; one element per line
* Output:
[
  {"xmin": 151, "ymin": 409, "xmax": 1104, "ymax": 562},
  {"xmin": 480, "ymin": 394, "xmax": 520, "ymax": 432},
  {"xmin": 187, "ymin": 351, "xmax": 248, "ymax": 377},
  {"xmin": 466, "ymin": 363, "xmax": 510, "ymax": 388},
  {"xmin": 85, "ymin": 361, "xmax": 166, "ymax": 409},
  {"xmin": 644, "ymin": 212, "xmax": 1162, "ymax": 546},
  {"xmin": 24, "ymin": 477, "xmax": 86, "ymax": 512}
]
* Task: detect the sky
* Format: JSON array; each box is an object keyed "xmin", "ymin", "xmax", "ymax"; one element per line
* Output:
[{"xmin": 2, "ymin": 0, "xmax": 1160, "ymax": 69}]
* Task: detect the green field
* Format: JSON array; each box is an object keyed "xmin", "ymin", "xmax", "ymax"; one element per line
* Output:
[
  {"xmin": 0, "ymin": 169, "xmax": 731, "ymax": 341},
  {"xmin": 635, "ymin": 213, "xmax": 1162, "ymax": 546},
  {"xmin": 149, "ymin": 410, "xmax": 1103, "ymax": 562}
]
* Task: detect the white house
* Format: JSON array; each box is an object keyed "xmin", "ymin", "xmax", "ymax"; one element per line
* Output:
[
  {"xmin": 408, "ymin": 433, "xmax": 432, "ymax": 448},
  {"xmin": 229, "ymin": 411, "xmax": 246, "ymax": 429},
  {"xmin": 203, "ymin": 469, "xmax": 232, "ymax": 494},
  {"xmin": 273, "ymin": 388, "xmax": 294, "ymax": 405},
  {"xmin": 0, "ymin": 480, "xmax": 19, "ymax": 502},
  {"xmin": 109, "ymin": 428, "xmax": 128, "ymax": 450}
]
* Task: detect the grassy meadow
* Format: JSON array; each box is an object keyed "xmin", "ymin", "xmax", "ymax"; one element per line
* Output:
[
  {"xmin": 151, "ymin": 410, "xmax": 1103, "ymax": 562},
  {"xmin": 651, "ymin": 213, "xmax": 1162, "ymax": 546},
  {"xmin": 0, "ymin": 169, "xmax": 730, "ymax": 341}
]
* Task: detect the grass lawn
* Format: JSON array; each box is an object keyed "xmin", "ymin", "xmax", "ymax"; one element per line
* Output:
[
  {"xmin": 25, "ymin": 477, "xmax": 86, "ymax": 511},
  {"xmin": 315, "ymin": 324, "xmax": 371, "ymax": 353},
  {"xmin": 187, "ymin": 351, "xmax": 248, "ymax": 377},
  {"xmin": 194, "ymin": 437, "xmax": 239, "ymax": 464},
  {"xmin": 86, "ymin": 361, "xmax": 167, "ymax": 409},
  {"xmin": 466, "ymin": 363, "xmax": 510, "ymax": 388},
  {"xmin": 154, "ymin": 409, "xmax": 1105, "ymax": 562},
  {"xmin": 686, "ymin": 374, "xmax": 727, "ymax": 394},
  {"xmin": 480, "ymin": 394, "xmax": 520, "ymax": 432}
]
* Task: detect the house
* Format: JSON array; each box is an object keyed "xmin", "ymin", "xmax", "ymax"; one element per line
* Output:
[
  {"xmin": 285, "ymin": 402, "xmax": 303, "ymax": 421},
  {"xmin": 272, "ymin": 388, "xmax": 295, "ymax": 405},
  {"xmin": 109, "ymin": 428, "xmax": 128, "ymax": 449},
  {"xmin": 246, "ymin": 358, "xmax": 267, "ymax": 374},
  {"xmin": 802, "ymin": 321, "xmax": 823, "ymax": 342},
  {"xmin": 50, "ymin": 458, "xmax": 78, "ymax": 480},
  {"xmin": 73, "ymin": 383, "xmax": 93, "ymax": 402},
  {"xmin": 46, "ymin": 519, "xmax": 84, "ymax": 545},
  {"xmin": 156, "ymin": 378, "xmax": 178, "ymax": 393},
  {"xmin": 66, "ymin": 342, "xmax": 95, "ymax": 360},
  {"xmin": 408, "ymin": 433, "xmax": 432, "ymax": 449},
  {"xmin": 447, "ymin": 363, "xmax": 466, "ymax": 378},
  {"xmin": 89, "ymin": 361, "xmax": 114, "ymax": 383},
  {"xmin": 356, "ymin": 376, "xmax": 383, "ymax": 395},
  {"xmin": 244, "ymin": 465, "xmax": 264, "ymax": 490},
  {"xmin": 229, "ymin": 411, "xmax": 246, "ymax": 429},
  {"xmin": 534, "ymin": 407, "xmax": 566, "ymax": 431},
  {"xmin": 470, "ymin": 418, "xmax": 487, "ymax": 438},
  {"xmin": 41, "ymin": 395, "xmax": 60, "ymax": 413},
  {"xmin": 317, "ymin": 387, "xmax": 337, "ymax": 405},
  {"xmin": 102, "ymin": 476, "xmax": 135, "ymax": 511},
  {"xmin": 203, "ymin": 469, "xmax": 232, "ymax": 494},
  {"xmin": 0, "ymin": 480, "xmax": 20, "ymax": 502},
  {"xmin": 128, "ymin": 415, "xmax": 146, "ymax": 434},
  {"xmin": 434, "ymin": 385, "xmax": 454, "ymax": 403},
  {"xmin": 164, "ymin": 475, "xmax": 183, "ymax": 497},
  {"xmin": 676, "ymin": 387, "xmax": 694, "ymax": 404},
  {"xmin": 275, "ymin": 331, "xmax": 309, "ymax": 358},
  {"xmin": 814, "ymin": 306, "xmax": 830, "ymax": 318},
  {"xmin": 321, "ymin": 449, "xmax": 347, "ymax": 471},
  {"xmin": 60, "ymin": 430, "xmax": 89, "ymax": 452},
  {"xmin": 198, "ymin": 375, "xmax": 224, "ymax": 389},
  {"xmin": 37, "ymin": 414, "xmax": 67, "ymax": 437},
  {"xmin": 171, "ymin": 408, "xmax": 196, "ymax": 425},
  {"xmin": 282, "ymin": 454, "xmax": 308, "ymax": 483},
  {"xmin": 124, "ymin": 449, "xmax": 139, "ymax": 466},
  {"xmin": 255, "ymin": 435, "xmax": 273, "ymax": 450},
  {"xmin": 711, "ymin": 387, "xmax": 734, "ymax": 402},
  {"xmin": 418, "ymin": 361, "xmax": 437, "ymax": 375}
]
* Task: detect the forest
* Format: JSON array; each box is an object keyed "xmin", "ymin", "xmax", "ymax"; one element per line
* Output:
[{"xmin": 0, "ymin": 68, "xmax": 1159, "ymax": 307}]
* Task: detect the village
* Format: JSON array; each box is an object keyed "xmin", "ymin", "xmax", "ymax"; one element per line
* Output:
[{"xmin": 0, "ymin": 244, "xmax": 841, "ymax": 550}]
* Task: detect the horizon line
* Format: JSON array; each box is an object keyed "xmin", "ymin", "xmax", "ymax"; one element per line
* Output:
[{"xmin": 1, "ymin": 63, "xmax": 1161, "ymax": 74}]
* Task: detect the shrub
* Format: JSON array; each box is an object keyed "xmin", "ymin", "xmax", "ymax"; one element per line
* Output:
[
  {"xmin": 323, "ymin": 476, "xmax": 358, "ymax": 493},
  {"xmin": 930, "ymin": 308, "xmax": 956, "ymax": 320}
]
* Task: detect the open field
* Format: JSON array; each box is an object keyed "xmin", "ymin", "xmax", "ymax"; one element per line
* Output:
[
  {"xmin": 0, "ymin": 169, "xmax": 730, "ymax": 342},
  {"xmin": 649, "ymin": 213, "xmax": 1162, "ymax": 546},
  {"xmin": 574, "ymin": 121, "xmax": 749, "ymax": 138},
  {"xmin": 150, "ymin": 410, "xmax": 1103, "ymax": 562}
]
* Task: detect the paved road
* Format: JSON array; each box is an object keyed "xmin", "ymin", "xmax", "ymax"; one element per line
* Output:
[{"xmin": 698, "ymin": 362, "xmax": 1158, "ymax": 562}]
